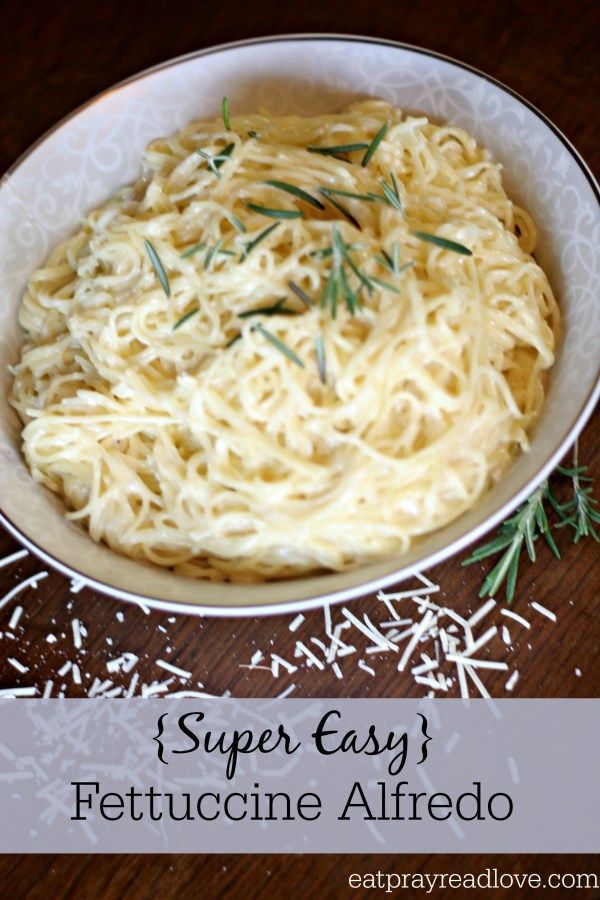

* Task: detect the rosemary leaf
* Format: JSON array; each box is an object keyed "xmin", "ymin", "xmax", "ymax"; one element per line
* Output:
[
  {"xmin": 339, "ymin": 265, "xmax": 361, "ymax": 314},
  {"xmin": 319, "ymin": 191, "xmax": 361, "ymax": 230},
  {"xmin": 319, "ymin": 187, "xmax": 379, "ymax": 204},
  {"xmin": 180, "ymin": 241, "xmax": 206, "ymax": 259},
  {"xmin": 246, "ymin": 202, "xmax": 304, "ymax": 220},
  {"xmin": 311, "ymin": 247, "xmax": 335, "ymax": 260},
  {"xmin": 204, "ymin": 239, "xmax": 224, "ymax": 271},
  {"xmin": 460, "ymin": 533, "xmax": 516, "ymax": 563},
  {"xmin": 253, "ymin": 323, "xmax": 304, "ymax": 368},
  {"xmin": 196, "ymin": 148, "xmax": 214, "ymax": 168},
  {"xmin": 369, "ymin": 275, "xmax": 400, "ymax": 294},
  {"xmin": 225, "ymin": 211, "xmax": 246, "ymax": 233},
  {"xmin": 216, "ymin": 143, "xmax": 235, "ymax": 165},
  {"xmin": 307, "ymin": 142, "xmax": 369, "ymax": 157},
  {"xmin": 173, "ymin": 307, "xmax": 200, "ymax": 330},
  {"xmin": 506, "ymin": 550, "xmax": 520, "ymax": 602},
  {"xmin": 239, "ymin": 298, "xmax": 296, "ymax": 318},
  {"xmin": 241, "ymin": 223, "xmax": 280, "ymax": 259},
  {"xmin": 377, "ymin": 249, "xmax": 395, "ymax": 272},
  {"xmin": 544, "ymin": 528, "xmax": 562, "ymax": 558},
  {"xmin": 315, "ymin": 333, "xmax": 326, "ymax": 384},
  {"xmin": 413, "ymin": 231, "xmax": 472, "ymax": 256},
  {"xmin": 555, "ymin": 465, "xmax": 589, "ymax": 477},
  {"xmin": 361, "ymin": 122, "xmax": 389, "ymax": 167},
  {"xmin": 144, "ymin": 239, "xmax": 170, "ymax": 297},
  {"xmin": 263, "ymin": 180, "xmax": 324, "ymax": 210},
  {"xmin": 196, "ymin": 142, "xmax": 235, "ymax": 178},
  {"xmin": 328, "ymin": 271, "xmax": 339, "ymax": 319},
  {"xmin": 288, "ymin": 280, "xmax": 313, "ymax": 307},
  {"xmin": 222, "ymin": 96, "xmax": 231, "ymax": 131},
  {"xmin": 321, "ymin": 267, "xmax": 338, "ymax": 319}
]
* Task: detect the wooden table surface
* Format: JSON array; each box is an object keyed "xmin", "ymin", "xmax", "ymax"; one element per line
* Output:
[{"xmin": 1, "ymin": 1, "xmax": 598, "ymax": 897}]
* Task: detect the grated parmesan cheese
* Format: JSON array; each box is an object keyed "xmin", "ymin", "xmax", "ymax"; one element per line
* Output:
[{"xmin": 530, "ymin": 601, "xmax": 557, "ymax": 622}]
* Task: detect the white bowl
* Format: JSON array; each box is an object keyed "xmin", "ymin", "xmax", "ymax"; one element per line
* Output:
[{"xmin": 1, "ymin": 35, "xmax": 598, "ymax": 616}]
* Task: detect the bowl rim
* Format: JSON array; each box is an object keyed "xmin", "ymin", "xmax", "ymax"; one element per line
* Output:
[{"xmin": 1, "ymin": 32, "xmax": 599, "ymax": 618}]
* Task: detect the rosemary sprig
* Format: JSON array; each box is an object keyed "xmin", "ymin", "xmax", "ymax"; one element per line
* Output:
[
  {"xmin": 316, "ymin": 170, "xmax": 402, "ymax": 225},
  {"xmin": 315, "ymin": 333, "xmax": 326, "ymax": 384},
  {"xmin": 554, "ymin": 446, "xmax": 600, "ymax": 541},
  {"xmin": 144, "ymin": 239, "xmax": 170, "ymax": 296},
  {"xmin": 462, "ymin": 482, "xmax": 559, "ymax": 603},
  {"xmin": 263, "ymin": 180, "xmax": 324, "ymax": 210},
  {"xmin": 317, "ymin": 227, "xmax": 400, "ymax": 317},
  {"xmin": 319, "ymin": 174, "xmax": 402, "ymax": 212},
  {"xmin": 462, "ymin": 443, "xmax": 599, "ymax": 601},
  {"xmin": 196, "ymin": 142, "xmax": 235, "ymax": 178},
  {"xmin": 245, "ymin": 202, "xmax": 304, "ymax": 220},
  {"xmin": 241, "ymin": 222, "xmax": 280, "ymax": 259},
  {"xmin": 361, "ymin": 122, "xmax": 389, "ymax": 167},
  {"xmin": 379, "ymin": 172, "xmax": 403, "ymax": 212},
  {"xmin": 307, "ymin": 142, "xmax": 369, "ymax": 157},
  {"xmin": 222, "ymin": 96, "xmax": 231, "ymax": 131},
  {"xmin": 333, "ymin": 229, "xmax": 374, "ymax": 294},
  {"xmin": 239, "ymin": 298, "xmax": 296, "ymax": 318},
  {"xmin": 413, "ymin": 231, "xmax": 472, "ymax": 256},
  {"xmin": 333, "ymin": 228, "xmax": 365, "ymax": 303},
  {"xmin": 319, "ymin": 227, "xmax": 363, "ymax": 317},
  {"xmin": 253, "ymin": 323, "xmax": 304, "ymax": 368},
  {"xmin": 173, "ymin": 307, "xmax": 199, "ymax": 330},
  {"xmin": 375, "ymin": 241, "xmax": 412, "ymax": 278}
]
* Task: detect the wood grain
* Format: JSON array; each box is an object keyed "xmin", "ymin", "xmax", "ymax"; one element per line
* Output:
[{"xmin": 0, "ymin": 1, "xmax": 598, "ymax": 896}]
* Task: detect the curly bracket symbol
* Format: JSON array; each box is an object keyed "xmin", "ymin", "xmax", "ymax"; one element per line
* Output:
[
  {"xmin": 153, "ymin": 712, "xmax": 169, "ymax": 765},
  {"xmin": 416, "ymin": 713, "xmax": 432, "ymax": 765}
]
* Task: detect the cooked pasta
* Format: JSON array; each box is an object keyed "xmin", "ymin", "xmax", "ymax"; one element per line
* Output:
[{"xmin": 10, "ymin": 100, "xmax": 558, "ymax": 582}]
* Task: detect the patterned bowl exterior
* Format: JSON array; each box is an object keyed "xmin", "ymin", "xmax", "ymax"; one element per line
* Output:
[{"xmin": 0, "ymin": 36, "xmax": 598, "ymax": 616}]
